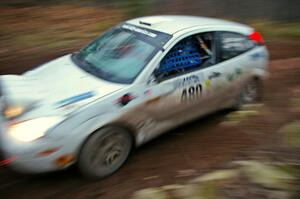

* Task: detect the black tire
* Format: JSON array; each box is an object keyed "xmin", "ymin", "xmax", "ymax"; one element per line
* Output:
[
  {"xmin": 234, "ymin": 78, "xmax": 263, "ymax": 109},
  {"xmin": 78, "ymin": 126, "xmax": 132, "ymax": 179}
]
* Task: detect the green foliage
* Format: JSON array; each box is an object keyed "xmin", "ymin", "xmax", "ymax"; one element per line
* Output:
[
  {"xmin": 226, "ymin": 110, "xmax": 260, "ymax": 122},
  {"xmin": 280, "ymin": 121, "xmax": 300, "ymax": 147},
  {"xmin": 132, "ymin": 160, "xmax": 300, "ymax": 198},
  {"xmin": 290, "ymin": 98, "xmax": 300, "ymax": 109},
  {"xmin": 132, "ymin": 187, "xmax": 170, "ymax": 199},
  {"xmin": 251, "ymin": 22, "xmax": 300, "ymax": 39},
  {"xmin": 199, "ymin": 182, "xmax": 219, "ymax": 199},
  {"xmin": 235, "ymin": 161, "xmax": 296, "ymax": 190},
  {"xmin": 192, "ymin": 169, "xmax": 239, "ymax": 183}
]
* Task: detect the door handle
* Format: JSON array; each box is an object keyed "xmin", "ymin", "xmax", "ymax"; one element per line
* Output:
[{"xmin": 209, "ymin": 72, "xmax": 221, "ymax": 79}]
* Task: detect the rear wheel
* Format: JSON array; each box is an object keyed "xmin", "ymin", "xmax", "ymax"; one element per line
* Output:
[
  {"xmin": 235, "ymin": 78, "xmax": 263, "ymax": 108},
  {"xmin": 78, "ymin": 126, "xmax": 132, "ymax": 179}
]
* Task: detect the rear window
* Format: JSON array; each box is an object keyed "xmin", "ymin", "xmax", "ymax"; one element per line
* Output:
[{"xmin": 220, "ymin": 32, "xmax": 255, "ymax": 61}]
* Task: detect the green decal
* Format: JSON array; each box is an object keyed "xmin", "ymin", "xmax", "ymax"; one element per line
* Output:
[
  {"xmin": 227, "ymin": 68, "xmax": 242, "ymax": 82},
  {"xmin": 227, "ymin": 74, "xmax": 235, "ymax": 82},
  {"xmin": 235, "ymin": 68, "xmax": 242, "ymax": 75}
]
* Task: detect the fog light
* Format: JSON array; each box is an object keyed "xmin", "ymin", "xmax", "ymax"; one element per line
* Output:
[{"xmin": 55, "ymin": 155, "xmax": 75, "ymax": 167}]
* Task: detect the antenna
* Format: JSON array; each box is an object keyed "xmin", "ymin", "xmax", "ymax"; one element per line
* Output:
[{"xmin": 139, "ymin": 21, "xmax": 151, "ymax": 26}]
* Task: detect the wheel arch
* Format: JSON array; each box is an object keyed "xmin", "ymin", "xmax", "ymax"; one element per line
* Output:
[{"xmin": 76, "ymin": 120, "xmax": 137, "ymax": 159}]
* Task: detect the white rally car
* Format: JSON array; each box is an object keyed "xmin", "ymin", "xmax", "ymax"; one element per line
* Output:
[{"xmin": 0, "ymin": 16, "xmax": 268, "ymax": 178}]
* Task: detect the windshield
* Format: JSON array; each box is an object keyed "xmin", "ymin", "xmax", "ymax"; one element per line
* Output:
[{"xmin": 72, "ymin": 23, "xmax": 172, "ymax": 84}]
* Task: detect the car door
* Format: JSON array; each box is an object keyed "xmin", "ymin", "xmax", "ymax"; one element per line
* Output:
[{"xmin": 142, "ymin": 32, "xmax": 218, "ymax": 126}]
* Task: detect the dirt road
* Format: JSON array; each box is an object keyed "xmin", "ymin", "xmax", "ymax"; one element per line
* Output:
[{"xmin": 0, "ymin": 56, "xmax": 299, "ymax": 199}]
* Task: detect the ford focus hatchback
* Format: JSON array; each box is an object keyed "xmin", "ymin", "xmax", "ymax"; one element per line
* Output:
[{"xmin": 0, "ymin": 16, "xmax": 268, "ymax": 178}]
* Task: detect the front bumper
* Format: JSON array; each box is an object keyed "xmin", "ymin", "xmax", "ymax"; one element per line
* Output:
[{"xmin": 0, "ymin": 117, "xmax": 76, "ymax": 174}]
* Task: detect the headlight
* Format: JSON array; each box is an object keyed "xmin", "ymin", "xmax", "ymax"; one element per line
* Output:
[{"xmin": 8, "ymin": 117, "xmax": 63, "ymax": 142}]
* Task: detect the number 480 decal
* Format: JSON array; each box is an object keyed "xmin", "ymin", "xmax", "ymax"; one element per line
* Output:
[{"xmin": 181, "ymin": 84, "xmax": 202, "ymax": 102}]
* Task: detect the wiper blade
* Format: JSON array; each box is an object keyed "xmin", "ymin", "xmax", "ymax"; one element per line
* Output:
[
  {"xmin": 72, "ymin": 53, "xmax": 100, "ymax": 74},
  {"xmin": 72, "ymin": 52, "xmax": 107, "ymax": 79}
]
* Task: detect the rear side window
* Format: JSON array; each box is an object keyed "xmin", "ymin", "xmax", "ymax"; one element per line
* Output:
[{"xmin": 220, "ymin": 32, "xmax": 255, "ymax": 61}]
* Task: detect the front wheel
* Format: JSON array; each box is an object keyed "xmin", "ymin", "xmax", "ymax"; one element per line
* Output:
[{"xmin": 78, "ymin": 126, "xmax": 132, "ymax": 179}]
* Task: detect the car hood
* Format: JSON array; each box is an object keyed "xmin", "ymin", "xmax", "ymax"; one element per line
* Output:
[{"xmin": 0, "ymin": 54, "xmax": 125, "ymax": 116}]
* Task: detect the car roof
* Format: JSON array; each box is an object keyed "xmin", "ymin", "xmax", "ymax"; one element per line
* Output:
[{"xmin": 126, "ymin": 15, "xmax": 252, "ymax": 35}]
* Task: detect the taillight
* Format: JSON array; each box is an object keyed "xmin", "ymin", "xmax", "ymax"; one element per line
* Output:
[{"xmin": 249, "ymin": 31, "xmax": 265, "ymax": 45}]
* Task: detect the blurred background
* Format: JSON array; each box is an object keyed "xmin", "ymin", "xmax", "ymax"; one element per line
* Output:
[
  {"xmin": 0, "ymin": 1, "xmax": 300, "ymax": 199},
  {"xmin": 0, "ymin": 0, "xmax": 299, "ymax": 74}
]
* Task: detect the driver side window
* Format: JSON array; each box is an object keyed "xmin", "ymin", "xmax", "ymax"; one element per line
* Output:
[{"xmin": 158, "ymin": 32, "xmax": 215, "ymax": 80}]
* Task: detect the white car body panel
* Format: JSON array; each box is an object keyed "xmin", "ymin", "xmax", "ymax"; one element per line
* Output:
[
  {"xmin": 127, "ymin": 16, "xmax": 252, "ymax": 35},
  {"xmin": 1, "ymin": 55, "xmax": 126, "ymax": 117}
]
